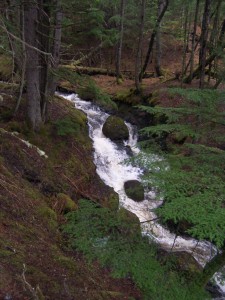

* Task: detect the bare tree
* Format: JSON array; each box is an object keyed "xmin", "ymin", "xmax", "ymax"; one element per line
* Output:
[{"xmin": 139, "ymin": 0, "xmax": 169, "ymax": 81}]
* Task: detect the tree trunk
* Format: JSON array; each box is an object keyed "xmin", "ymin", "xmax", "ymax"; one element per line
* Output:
[
  {"xmin": 155, "ymin": 0, "xmax": 164, "ymax": 77},
  {"xmin": 45, "ymin": 0, "xmax": 63, "ymax": 120},
  {"xmin": 135, "ymin": 0, "xmax": 146, "ymax": 91},
  {"xmin": 116, "ymin": 0, "xmax": 126, "ymax": 83},
  {"xmin": 199, "ymin": 0, "xmax": 211, "ymax": 88},
  {"xmin": 24, "ymin": 0, "xmax": 42, "ymax": 131},
  {"xmin": 189, "ymin": 0, "xmax": 200, "ymax": 83},
  {"xmin": 38, "ymin": 0, "xmax": 51, "ymax": 120},
  {"xmin": 184, "ymin": 18, "xmax": 225, "ymax": 83},
  {"xmin": 207, "ymin": 0, "xmax": 222, "ymax": 83},
  {"xmin": 181, "ymin": 1, "xmax": 190, "ymax": 84},
  {"xmin": 14, "ymin": 2, "xmax": 26, "ymax": 114},
  {"xmin": 139, "ymin": 0, "xmax": 169, "ymax": 81}
]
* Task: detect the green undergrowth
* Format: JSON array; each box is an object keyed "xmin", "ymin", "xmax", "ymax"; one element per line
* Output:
[
  {"xmin": 63, "ymin": 199, "xmax": 208, "ymax": 300},
  {"xmin": 137, "ymin": 88, "xmax": 225, "ymax": 247},
  {"xmin": 113, "ymin": 89, "xmax": 144, "ymax": 105}
]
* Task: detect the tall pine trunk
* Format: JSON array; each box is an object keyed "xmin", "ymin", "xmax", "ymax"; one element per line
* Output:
[
  {"xmin": 181, "ymin": 1, "xmax": 190, "ymax": 84},
  {"xmin": 38, "ymin": 0, "xmax": 51, "ymax": 121},
  {"xmin": 24, "ymin": 0, "xmax": 42, "ymax": 131},
  {"xmin": 155, "ymin": 0, "xmax": 164, "ymax": 77},
  {"xmin": 116, "ymin": 0, "xmax": 126, "ymax": 83}
]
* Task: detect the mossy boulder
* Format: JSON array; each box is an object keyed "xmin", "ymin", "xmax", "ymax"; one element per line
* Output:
[
  {"xmin": 117, "ymin": 207, "xmax": 141, "ymax": 236},
  {"xmin": 124, "ymin": 180, "xmax": 144, "ymax": 202},
  {"xmin": 174, "ymin": 251, "xmax": 202, "ymax": 273},
  {"xmin": 56, "ymin": 193, "xmax": 78, "ymax": 213},
  {"xmin": 102, "ymin": 116, "xmax": 129, "ymax": 141}
]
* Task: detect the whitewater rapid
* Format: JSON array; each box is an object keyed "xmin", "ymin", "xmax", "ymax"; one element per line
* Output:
[{"xmin": 61, "ymin": 93, "xmax": 220, "ymax": 268}]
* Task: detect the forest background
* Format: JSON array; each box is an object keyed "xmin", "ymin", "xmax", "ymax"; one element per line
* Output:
[{"xmin": 0, "ymin": 0, "xmax": 224, "ymax": 299}]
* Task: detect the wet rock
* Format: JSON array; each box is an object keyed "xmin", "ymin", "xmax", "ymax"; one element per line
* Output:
[
  {"xmin": 124, "ymin": 180, "xmax": 144, "ymax": 202},
  {"xmin": 102, "ymin": 116, "xmax": 129, "ymax": 141},
  {"xmin": 173, "ymin": 251, "xmax": 203, "ymax": 273},
  {"xmin": 157, "ymin": 249, "xmax": 202, "ymax": 274},
  {"xmin": 206, "ymin": 282, "xmax": 225, "ymax": 299},
  {"xmin": 117, "ymin": 207, "xmax": 141, "ymax": 236}
]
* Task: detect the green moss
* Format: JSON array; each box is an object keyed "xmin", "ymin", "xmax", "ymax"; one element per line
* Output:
[
  {"xmin": 0, "ymin": 81, "xmax": 19, "ymax": 92},
  {"xmin": 77, "ymin": 79, "xmax": 117, "ymax": 111},
  {"xmin": 117, "ymin": 207, "xmax": 141, "ymax": 237},
  {"xmin": 54, "ymin": 116, "xmax": 80, "ymax": 136},
  {"xmin": 102, "ymin": 116, "xmax": 129, "ymax": 141},
  {"xmin": 55, "ymin": 255, "xmax": 77, "ymax": 271},
  {"xmin": 37, "ymin": 205, "xmax": 57, "ymax": 230},
  {"xmin": 107, "ymin": 192, "xmax": 119, "ymax": 211},
  {"xmin": 114, "ymin": 89, "xmax": 141, "ymax": 105},
  {"xmin": 0, "ymin": 248, "xmax": 16, "ymax": 258},
  {"xmin": 0, "ymin": 55, "xmax": 13, "ymax": 80},
  {"xmin": 56, "ymin": 193, "xmax": 78, "ymax": 213},
  {"xmin": 124, "ymin": 180, "xmax": 144, "ymax": 202}
]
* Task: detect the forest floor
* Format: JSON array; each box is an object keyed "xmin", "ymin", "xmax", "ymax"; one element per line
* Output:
[{"xmin": 0, "ymin": 88, "xmax": 142, "ymax": 299}]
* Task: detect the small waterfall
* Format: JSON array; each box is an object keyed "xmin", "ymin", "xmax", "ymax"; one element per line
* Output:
[{"xmin": 60, "ymin": 93, "xmax": 224, "ymax": 293}]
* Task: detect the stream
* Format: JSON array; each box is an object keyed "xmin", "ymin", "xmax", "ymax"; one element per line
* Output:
[{"xmin": 61, "ymin": 93, "xmax": 225, "ymax": 298}]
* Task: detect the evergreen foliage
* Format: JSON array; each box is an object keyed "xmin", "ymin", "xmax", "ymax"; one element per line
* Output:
[
  {"xmin": 63, "ymin": 199, "xmax": 208, "ymax": 300},
  {"xmin": 137, "ymin": 88, "xmax": 225, "ymax": 247}
]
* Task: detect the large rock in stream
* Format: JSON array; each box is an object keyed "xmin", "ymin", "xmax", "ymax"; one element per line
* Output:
[
  {"xmin": 124, "ymin": 180, "xmax": 144, "ymax": 202},
  {"xmin": 102, "ymin": 116, "xmax": 129, "ymax": 141}
]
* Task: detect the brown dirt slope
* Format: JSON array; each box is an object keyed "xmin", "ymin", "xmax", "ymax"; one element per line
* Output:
[{"xmin": 0, "ymin": 92, "xmax": 141, "ymax": 300}]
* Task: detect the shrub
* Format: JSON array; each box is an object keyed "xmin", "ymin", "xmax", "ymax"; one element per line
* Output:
[
  {"xmin": 62, "ymin": 199, "xmax": 208, "ymax": 300},
  {"xmin": 54, "ymin": 117, "xmax": 80, "ymax": 136}
]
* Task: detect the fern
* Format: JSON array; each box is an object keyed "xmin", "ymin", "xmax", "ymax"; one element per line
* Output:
[
  {"xmin": 62, "ymin": 199, "xmax": 208, "ymax": 300},
  {"xmin": 137, "ymin": 88, "xmax": 225, "ymax": 247}
]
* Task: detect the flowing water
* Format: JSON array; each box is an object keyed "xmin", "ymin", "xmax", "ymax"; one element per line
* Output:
[{"xmin": 60, "ymin": 93, "xmax": 225, "ymax": 295}]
